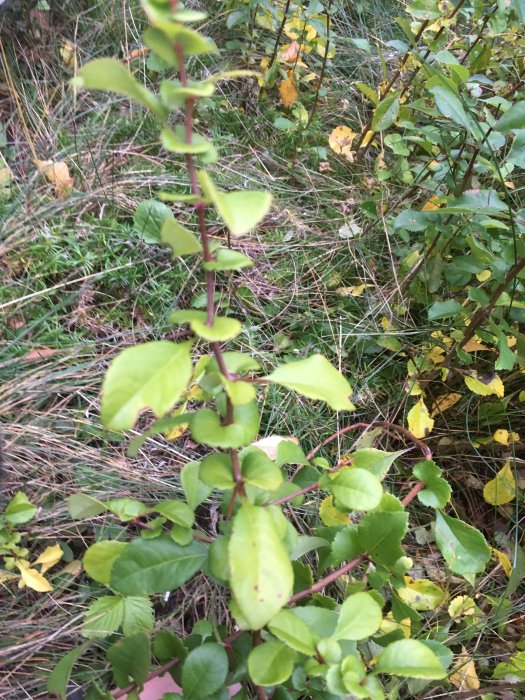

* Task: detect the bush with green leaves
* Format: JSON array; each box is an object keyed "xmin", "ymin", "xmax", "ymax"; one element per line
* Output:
[{"xmin": 45, "ymin": 1, "xmax": 499, "ymax": 698}]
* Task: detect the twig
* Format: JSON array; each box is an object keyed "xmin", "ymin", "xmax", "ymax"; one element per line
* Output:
[
  {"xmin": 267, "ymin": 0, "xmax": 292, "ymax": 71},
  {"xmin": 307, "ymin": 0, "xmax": 332, "ymax": 126}
]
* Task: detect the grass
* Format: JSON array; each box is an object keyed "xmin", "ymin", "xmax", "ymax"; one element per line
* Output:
[{"xmin": 1, "ymin": 0, "xmax": 524, "ymax": 696}]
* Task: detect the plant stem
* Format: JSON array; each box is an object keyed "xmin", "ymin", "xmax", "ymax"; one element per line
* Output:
[
  {"xmin": 289, "ymin": 556, "xmax": 364, "ymax": 603},
  {"xmin": 268, "ymin": 0, "xmax": 292, "ymax": 71},
  {"xmin": 307, "ymin": 0, "xmax": 331, "ymax": 127}
]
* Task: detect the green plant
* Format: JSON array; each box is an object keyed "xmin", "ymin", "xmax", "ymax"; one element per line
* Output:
[{"xmin": 35, "ymin": 1, "xmax": 508, "ymax": 698}]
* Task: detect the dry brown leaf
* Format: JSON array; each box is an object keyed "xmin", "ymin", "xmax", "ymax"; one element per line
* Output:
[
  {"xmin": 430, "ymin": 392, "xmax": 462, "ymax": 417},
  {"xmin": 279, "ymin": 77, "xmax": 298, "ymax": 108},
  {"xmin": 280, "ymin": 41, "xmax": 300, "ymax": 63},
  {"xmin": 23, "ymin": 348, "xmax": 60, "ymax": 362},
  {"xmin": 35, "ymin": 159, "xmax": 73, "ymax": 198}
]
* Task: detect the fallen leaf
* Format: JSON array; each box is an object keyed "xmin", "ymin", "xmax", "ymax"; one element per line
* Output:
[
  {"xmin": 483, "ymin": 461, "xmax": 516, "ymax": 505},
  {"xmin": 450, "ymin": 647, "xmax": 480, "ymax": 690},
  {"xmin": 318, "ymin": 161, "xmax": 332, "ymax": 172},
  {"xmin": 431, "ymin": 392, "xmax": 462, "ymax": 417},
  {"xmin": 328, "ymin": 125, "xmax": 356, "ymax": 159},
  {"xmin": 360, "ymin": 130, "xmax": 375, "ymax": 148},
  {"xmin": 492, "ymin": 548, "xmax": 512, "ymax": 576},
  {"xmin": 407, "ymin": 399, "xmax": 434, "ymax": 438},
  {"xmin": 280, "ymin": 41, "xmax": 300, "ymax": 62},
  {"xmin": 336, "ymin": 284, "xmax": 372, "ymax": 297},
  {"xmin": 35, "ymin": 159, "xmax": 73, "ymax": 199},
  {"xmin": 462, "ymin": 338, "xmax": 490, "ymax": 352},
  {"xmin": 493, "ymin": 429, "xmax": 520, "ymax": 445},
  {"xmin": 279, "ymin": 77, "xmax": 298, "ymax": 108},
  {"xmin": 23, "ymin": 348, "xmax": 60, "ymax": 362},
  {"xmin": 34, "ymin": 544, "xmax": 63, "ymax": 574},
  {"xmin": 422, "ymin": 195, "xmax": 441, "ymax": 211},
  {"xmin": 464, "ymin": 372, "xmax": 504, "ymax": 398},
  {"xmin": 60, "ymin": 39, "xmax": 77, "ymax": 69},
  {"xmin": 252, "ymin": 435, "xmax": 299, "ymax": 460},
  {"xmin": 425, "ymin": 345, "xmax": 445, "ymax": 364},
  {"xmin": 16, "ymin": 561, "xmax": 53, "ymax": 592}
]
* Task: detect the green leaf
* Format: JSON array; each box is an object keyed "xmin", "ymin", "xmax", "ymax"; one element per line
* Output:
[
  {"xmin": 203, "ymin": 248, "xmax": 253, "ymax": 271},
  {"xmin": 161, "ymin": 125, "xmax": 215, "ymax": 156},
  {"xmin": 351, "ymin": 448, "xmax": 407, "ymax": 480},
  {"xmin": 393, "ymin": 209, "xmax": 432, "ymax": 231},
  {"xmin": 265, "ymin": 354, "xmax": 354, "ymax": 411},
  {"xmin": 229, "ymin": 502, "xmax": 294, "ymax": 629},
  {"xmin": 160, "ymin": 78, "xmax": 215, "ymax": 108},
  {"xmin": 495, "ymin": 333, "xmax": 516, "ymax": 371},
  {"xmin": 154, "ymin": 500, "xmax": 194, "ymax": 527},
  {"xmin": 154, "ymin": 22, "xmax": 217, "ymax": 56},
  {"xmin": 101, "ymin": 341, "xmax": 192, "ymax": 431},
  {"xmin": 200, "ymin": 452, "xmax": 235, "ymax": 489},
  {"xmin": 160, "ymin": 218, "xmax": 202, "ymax": 257},
  {"xmin": 438, "ymin": 189, "xmax": 507, "ymax": 214},
  {"xmin": 182, "ymin": 643, "xmax": 229, "ymax": 700},
  {"xmin": 241, "ymin": 447, "xmax": 283, "ymax": 491},
  {"xmin": 435, "ymin": 511, "xmax": 491, "ymax": 579},
  {"xmin": 222, "ymin": 376, "xmax": 256, "ymax": 406},
  {"xmin": 106, "ymin": 498, "xmax": 149, "ymax": 521},
  {"xmin": 47, "ymin": 642, "xmax": 91, "ymax": 699},
  {"xmin": 82, "ymin": 596, "xmax": 124, "ymax": 638},
  {"xmin": 494, "ymin": 101, "xmax": 525, "ymax": 132},
  {"xmin": 207, "ymin": 351, "xmax": 260, "ymax": 375},
  {"xmin": 83, "ymin": 541, "xmax": 128, "ymax": 584},
  {"xmin": 333, "ymin": 591, "xmax": 383, "ymax": 640},
  {"xmin": 110, "ymin": 536, "xmax": 207, "ymax": 596},
  {"xmin": 133, "ymin": 199, "xmax": 172, "ymax": 244},
  {"xmin": 372, "ymin": 94, "xmax": 400, "ymax": 131},
  {"xmin": 66, "ymin": 493, "xmax": 107, "ymax": 519},
  {"xmin": 329, "ymin": 468, "xmax": 383, "ymax": 511},
  {"xmin": 413, "ymin": 461, "xmax": 451, "ymax": 509},
  {"xmin": 375, "ymin": 639, "xmax": 447, "ymax": 679},
  {"xmin": 198, "ymin": 170, "xmax": 272, "ymax": 236},
  {"xmin": 268, "ymin": 609, "xmax": 317, "ymax": 655},
  {"xmin": 248, "ymin": 641, "xmax": 295, "ymax": 686},
  {"xmin": 190, "ymin": 402, "xmax": 260, "ymax": 449},
  {"xmin": 5, "ymin": 492, "xmax": 37, "ymax": 524},
  {"xmin": 181, "ymin": 460, "xmax": 212, "ymax": 510},
  {"xmin": 429, "ymin": 86, "xmax": 477, "ymax": 134},
  {"xmin": 74, "ymin": 58, "xmax": 166, "ymax": 118},
  {"xmin": 357, "ymin": 511, "xmax": 408, "ymax": 566},
  {"xmin": 142, "ymin": 26, "xmax": 179, "ymax": 66},
  {"xmin": 121, "ymin": 597, "xmax": 155, "ymax": 635},
  {"xmin": 428, "ymin": 299, "xmax": 464, "ymax": 321},
  {"xmin": 169, "ymin": 310, "xmax": 241, "ymax": 342},
  {"xmin": 107, "ymin": 632, "xmax": 150, "ymax": 688}
]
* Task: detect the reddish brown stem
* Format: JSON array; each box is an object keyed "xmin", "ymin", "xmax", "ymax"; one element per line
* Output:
[
  {"xmin": 270, "ymin": 481, "xmax": 319, "ymax": 506},
  {"xmin": 401, "ymin": 480, "xmax": 426, "ymax": 506},
  {"xmin": 289, "ymin": 556, "xmax": 364, "ymax": 603}
]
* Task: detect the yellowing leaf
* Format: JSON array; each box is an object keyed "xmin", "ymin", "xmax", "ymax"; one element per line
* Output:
[
  {"xmin": 450, "ymin": 647, "xmax": 480, "ymax": 690},
  {"xmin": 319, "ymin": 495, "xmax": 349, "ymax": 526},
  {"xmin": 60, "ymin": 39, "xmax": 77, "ymax": 69},
  {"xmin": 381, "ymin": 316, "xmax": 396, "ymax": 332},
  {"xmin": 492, "ymin": 548, "xmax": 512, "ymax": 577},
  {"xmin": 328, "ymin": 126, "xmax": 356, "ymax": 159},
  {"xmin": 493, "ymin": 429, "xmax": 519, "ymax": 445},
  {"xmin": 431, "ymin": 392, "xmax": 462, "ymax": 417},
  {"xmin": 483, "ymin": 461, "xmax": 516, "ymax": 505},
  {"xmin": 380, "ymin": 611, "xmax": 410, "ymax": 638},
  {"xmin": 165, "ymin": 404, "xmax": 189, "ymax": 440},
  {"xmin": 279, "ymin": 77, "xmax": 298, "ymax": 108},
  {"xmin": 398, "ymin": 577, "xmax": 446, "ymax": 611},
  {"xmin": 35, "ymin": 159, "xmax": 73, "ymax": 199},
  {"xmin": 280, "ymin": 41, "xmax": 300, "ymax": 62},
  {"xmin": 284, "ymin": 18, "xmax": 316, "ymax": 41},
  {"xmin": 476, "ymin": 269, "xmax": 491, "ymax": 282},
  {"xmin": 422, "ymin": 195, "xmax": 441, "ymax": 211},
  {"xmin": 425, "ymin": 345, "xmax": 445, "ymax": 364},
  {"xmin": 507, "ymin": 335, "xmax": 517, "ymax": 348},
  {"xmin": 464, "ymin": 372, "xmax": 504, "ymax": 398},
  {"xmin": 360, "ymin": 130, "xmax": 375, "ymax": 148},
  {"xmin": 448, "ymin": 596, "xmax": 476, "ymax": 619},
  {"xmin": 407, "ymin": 399, "xmax": 434, "ymax": 439},
  {"xmin": 16, "ymin": 562, "xmax": 53, "ymax": 592},
  {"xmin": 519, "ymin": 390, "xmax": 525, "ymax": 402},
  {"xmin": 462, "ymin": 337, "xmax": 489, "ymax": 352},
  {"xmin": 34, "ymin": 544, "xmax": 63, "ymax": 574}
]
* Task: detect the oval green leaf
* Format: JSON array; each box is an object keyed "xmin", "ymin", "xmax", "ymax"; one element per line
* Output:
[
  {"xmin": 333, "ymin": 591, "xmax": 383, "ymax": 640},
  {"xmin": 248, "ymin": 641, "xmax": 295, "ymax": 686},
  {"xmin": 329, "ymin": 468, "xmax": 383, "ymax": 511},
  {"xmin": 375, "ymin": 639, "xmax": 447, "ymax": 679}
]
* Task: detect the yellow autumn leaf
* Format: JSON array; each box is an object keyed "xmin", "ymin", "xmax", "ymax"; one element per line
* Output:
[
  {"xmin": 422, "ymin": 195, "xmax": 441, "ymax": 211},
  {"xmin": 464, "ymin": 372, "xmax": 504, "ymax": 398},
  {"xmin": 60, "ymin": 39, "xmax": 77, "ymax": 70},
  {"xmin": 450, "ymin": 646, "xmax": 480, "ymax": 691},
  {"xmin": 483, "ymin": 461, "xmax": 516, "ymax": 505},
  {"xmin": 493, "ymin": 429, "xmax": 519, "ymax": 445},
  {"xmin": 431, "ymin": 392, "xmax": 462, "ymax": 417},
  {"xmin": 492, "ymin": 548, "xmax": 512, "ymax": 577},
  {"xmin": 519, "ymin": 390, "xmax": 525, "ymax": 402},
  {"xmin": 284, "ymin": 18, "xmax": 316, "ymax": 42},
  {"xmin": 279, "ymin": 77, "xmax": 298, "ymax": 108},
  {"xmin": 380, "ymin": 611, "xmax": 410, "ymax": 638},
  {"xmin": 448, "ymin": 595, "xmax": 476, "ymax": 619},
  {"xmin": 16, "ymin": 562, "xmax": 53, "ymax": 592},
  {"xmin": 34, "ymin": 544, "xmax": 63, "ymax": 574},
  {"xmin": 407, "ymin": 399, "xmax": 434, "ymax": 439},
  {"xmin": 507, "ymin": 335, "xmax": 517, "ymax": 348},
  {"xmin": 35, "ymin": 159, "xmax": 73, "ymax": 199},
  {"xmin": 165, "ymin": 404, "xmax": 189, "ymax": 440},
  {"xmin": 319, "ymin": 495, "xmax": 349, "ymax": 526},
  {"xmin": 476, "ymin": 269, "xmax": 491, "ymax": 282},
  {"xmin": 360, "ymin": 130, "xmax": 375, "ymax": 148},
  {"xmin": 425, "ymin": 345, "xmax": 445, "ymax": 364},
  {"xmin": 328, "ymin": 125, "xmax": 356, "ymax": 159},
  {"xmin": 398, "ymin": 576, "xmax": 446, "ymax": 611}
]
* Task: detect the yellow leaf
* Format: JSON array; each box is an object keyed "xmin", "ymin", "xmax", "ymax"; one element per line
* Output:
[
  {"xmin": 462, "ymin": 337, "xmax": 490, "ymax": 352},
  {"xmin": 380, "ymin": 611, "xmax": 410, "ymax": 638},
  {"xmin": 165, "ymin": 404, "xmax": 189, "ymax": 440},
  {"xmin": 476, "ymin": 269, "xmax": 491, "ymax": 282},
  {"xmin": 35, "ymin": 159, "xmax": 73, "ymax": 199},
  {"xmin": 483, "ymin": 461, "xmax": 516, "ymax": 505},
  {"xmin": 492, "ymin": 548, "xmax": 512, "ymax": 577},
  {"xmin": 328, "ymin": 125, "xmax": 356, "ymax": 158},
  {"xmin": 407, "ymin": 399, "xmax": 434, "ymax": 439},
  {"xmin": 34, "ymin": 544, "xmax": 63, "ymax": 574},
  {"xmin": 519, "ymin": 390, "xmax": 525, "ymax": 402},
  {"xmin": 464, "ymin": 372, "xmax": 504, "ymax": 398},
  {"xmin": 16, "ymin": 562, "xmax": 53, "ymax": 592},
  {"xmin": 319, "ymin": 495, "xmax": 349, "ymax": 526},
  {"xmin": 284, "ymin": 18, "xmax": 316, "ymax": 41},
  {"xmin": 360, "ymin": 130, "xmax": 375, "ymax": 148},
  {"xmin": 450, "ymin": 647, "xmax": 480, "ymax": 690},
  {"xmin": 252, "ymin": 435, "xmax": 299, "ymax": 461},
  {"xmin": 260, "ymin": 57, "xmax": 270, "ymax": 70},
  {"xmin": 279, "ymin": 77, "xmax": 298, "ymax": 108},
  {"xmin": 422, "ymin": 195, "xmax": 441, "ymax": 211},
  {"xmin": 381, "ymin": 316, "xmax": 396, "ymax": 332},
  {"xmin": 57, "ymin": 559, "xmax": 83, "ymax": 576},
  {"xmin": 493, "ymin": 429, "xmax": 519, "ymax": 445},
  {"xmin": 398, "ymin": 577, "xmax": 446, "ymax": 611},
  {"xmin": 60, "ymin": 39, "xmax": 77, "ymax": 69},
  {"xmin": 448, "ymin": 596, "xmax": 476, "ymax": 619},
  {"xmin": 425, "ymin": 345, "xmax": 445, "ymax": 364},
  {"xmin": 431, "ymin": 392, "xmax": 462, "ymax": 417}
]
